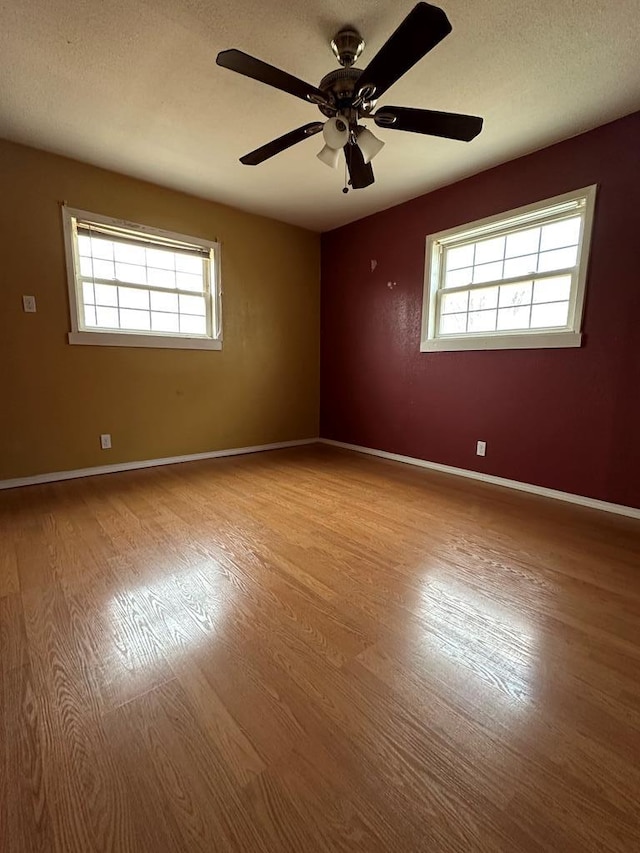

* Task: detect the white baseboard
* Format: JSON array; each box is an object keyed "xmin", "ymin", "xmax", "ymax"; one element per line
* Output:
[
  {"xmin": 0, "ymin": 438, "xmax": 318, "ymax": 491},
  {"xmin": 320, "ymin": 438, "xmax": 640, "ymax": 521},
  {"xmin": 5, "ymin": 436, "xmax": 638, "ymax": 521}
]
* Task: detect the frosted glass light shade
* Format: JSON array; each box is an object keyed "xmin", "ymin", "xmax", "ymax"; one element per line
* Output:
[
  {"xmin": 317, "ymin": 144, "xmax": 342, "ymax": 169},
  {"xmin": 322, "ymin": 117, "xmax": 349, "ymax": 149},
  {"xmin": 357, "ymin": 127, "xmax": 385, "ymax": 164}
]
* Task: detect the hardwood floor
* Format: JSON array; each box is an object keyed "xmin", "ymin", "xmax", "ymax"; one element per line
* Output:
[{"xmin": 1, "ymin": 445, "xmax": 640, "ymax": 852}]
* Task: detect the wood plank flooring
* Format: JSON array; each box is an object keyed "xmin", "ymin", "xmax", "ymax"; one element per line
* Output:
[{"xmin": 1, "ymin": 445, "xmax": 640, "ymax": 852}]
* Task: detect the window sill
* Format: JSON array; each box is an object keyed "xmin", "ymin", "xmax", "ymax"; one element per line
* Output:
[
  {"xmin": 420, "ymin": 330, "xmax": 582, "ymax": 353},
  {"xmin": 68, "ymin": 331, "xmax": 222, "ymax": 350}
]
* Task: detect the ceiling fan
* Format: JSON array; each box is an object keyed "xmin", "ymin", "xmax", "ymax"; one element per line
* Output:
[{"xmin": 216, "ymin": 2, "xmax": 483, "ymax": 191}]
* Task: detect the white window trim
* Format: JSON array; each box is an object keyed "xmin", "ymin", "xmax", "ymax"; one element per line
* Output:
[
  {"xmin": 62, "ymin": 206, "xmax": 222, "ymax": 350},
  {"xmin": 420, "ymin": 185, "xmax": 597, "ymax": 353}
]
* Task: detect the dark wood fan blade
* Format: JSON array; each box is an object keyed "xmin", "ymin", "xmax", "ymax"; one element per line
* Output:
[
  {"xmin": 240, "ymin": 123, "xmax": 324, "ymax": 165},
  {"xmin": 355, "ymin": 3, "xmax": 452, "ymax": 101},
  {"xmin": 374, "ymin": 107, "xmax": 483, "ymax": 141},
  {"xmin": 216, "ymin": 49, "xmax": 328, "ymax": 105},
  {"xmin": 345, "ymin": 144, "xmax": 375, "ymax": 189}
]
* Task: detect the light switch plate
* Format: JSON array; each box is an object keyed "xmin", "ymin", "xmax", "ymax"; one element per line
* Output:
[{"xmin": 22, "ymin": 295, "xmax": 37, "ymax": 313}]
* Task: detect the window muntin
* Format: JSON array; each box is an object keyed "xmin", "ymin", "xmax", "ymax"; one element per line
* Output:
[
  {"xmin": 63, "ymin": 208, "xmax": 221, "ymax": 348},
  {"xmin": 422, "ymin": 186, "xmax": 596, "ymax": 352}
]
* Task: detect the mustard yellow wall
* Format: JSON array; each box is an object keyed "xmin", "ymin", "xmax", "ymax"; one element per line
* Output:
[{"xmin": 0, "ymin": 140, "xmax": 320, "ymax": 480}]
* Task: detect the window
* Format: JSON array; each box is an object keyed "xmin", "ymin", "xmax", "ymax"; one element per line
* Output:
[
  {"xmin": 421, "ymin": 185, "xmax": 597, "ymax": 352},
  {"xmin": 62, "ymin": 207, "xmax": 221, "ymax": 349}
]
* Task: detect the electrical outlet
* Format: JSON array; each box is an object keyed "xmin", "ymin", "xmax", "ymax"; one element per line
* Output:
[
  {"xmin": 476, "ymin": 440, "xmax": 487, "ymax": 457},
  {"xmin": 100, "ymin": 434, "xmax": 112, "ymax": 450},
  {"xmin": 22, "ymin": 295, "xmax": 37, "ymax": 313}
]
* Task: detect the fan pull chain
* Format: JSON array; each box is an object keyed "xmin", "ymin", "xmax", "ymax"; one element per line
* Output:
[{"xmin": 343, "ymin": 153, "xmax": 349, "ymax": 194}]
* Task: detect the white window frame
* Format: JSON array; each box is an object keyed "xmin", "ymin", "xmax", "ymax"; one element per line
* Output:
[
  {"xmin": 421, "ymin": 185, "xmax": 597, "ymax": 353},
  {"xmin": 62, "ymin": 206, "xmax": 222, "ymax": 350}
]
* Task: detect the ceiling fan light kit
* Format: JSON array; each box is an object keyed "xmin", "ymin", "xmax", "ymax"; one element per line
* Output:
[
  {"xmin": 216, "ymin": 2, "xmax": 484, "ymax": 191},
  {"xmin": 317, "ymin": 144, "xmax": 342, "ymax": 169},
  {"xmin": 357, "ymin": 127, "xmax": 385, "ymax": 164},
  {"xmin": 322, "ymin": 116, "xmax": 350, "ymax": 149}
]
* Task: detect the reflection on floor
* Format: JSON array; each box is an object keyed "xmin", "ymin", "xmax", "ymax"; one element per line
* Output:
[{"xmin": 1, "ymin": 445, "xmax": 639, "ymax": 851}]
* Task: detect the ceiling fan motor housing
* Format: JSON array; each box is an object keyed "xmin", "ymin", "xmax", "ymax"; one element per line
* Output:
[{"xmin": 317, "ymin": 68, "xmax": 376, "ymax": 120}]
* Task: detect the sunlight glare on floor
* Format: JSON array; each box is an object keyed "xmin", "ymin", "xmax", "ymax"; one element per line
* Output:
[{"xmin": 418, "ymin": 576, "xmax": 538, "ymax": 706}]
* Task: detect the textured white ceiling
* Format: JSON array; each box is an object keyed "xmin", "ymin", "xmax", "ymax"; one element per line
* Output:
[{"xmin": 1, "ymin": 0, "xmax": 639, "ymax": 231}]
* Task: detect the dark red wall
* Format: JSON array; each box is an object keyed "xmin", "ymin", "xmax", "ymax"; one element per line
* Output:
[{"xmin": 320, "ymin": 112, "xmax": 640, "ymax": 509}]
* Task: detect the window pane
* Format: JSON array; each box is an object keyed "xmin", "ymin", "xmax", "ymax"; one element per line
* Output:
[
  {"xmin": 497, "ymin": 306, "xmax": 530, "ymax": 331},
  {"xmin": 530, "ymin": 301, "xmax": 569, "ymax": 328},
  {"xmin": 150, "ymin": 290, "xmax": 179, "ymax": 312},
  {"xmin": 468, "ymin": 310, "xmax": 497, "ymax": 333},
  {"xmin": 78, "ymin": 235, "xmax": 92, "ymax": 256},
  {"xmin": 95, "ymin": 283, "xmax": 118, "ymax": 306},
  {"xmin": 533, "ymin": 275, "xmax": 572, "ymax": 303},
  {"xmin": 469, "ymin": 286, "xmax": 499, "ymax": 311},
  {"xmin": 179, "ymin": 294, "xmax": 206, "ymax": 316},
  {"xmin": 499, "ymin": 281, "xmax": 533, "ymax": 308},
  {"xmin": 118, "ymin": 286, "xmax": 149, "ymax": 310},
  {"xmin": 146, "ymin": 248, "xmax": 175, "ymax": 270},
  {"xmin": 441, "ymin": 291, "xmax": 469, "ymax": 314},
  {"xmin": 430, "ymin": 193, "xmax": 592, "ymax": 346},
  {"xmin": 120, "ymin": 308, "xmax": 151, "ymax": 331},
  {"xmin": 82, "ymin": 281, "xmax": 95, "ymax": 305},
  {"xmin": 439, "ymin": 313, "xmax": 467, "ymax": 335},
  {"xmin": 93, "ymin": 259, "xmax": 115, "ymax": 280},
  {"xmin": 89, "ymin": 238, "xmax": 114, "ymax": 260},
  {"xmin": 151, "ymin": 312, "xmax": 180, "ymax": 332},
  {"xmin": 473, "ymin": 261, "xmax": 503, "ymax": 284},
  {"xmin": 116, "ymin": 262, "xmax": 147, "ymax": 285},
  {"xmin": 537, "ymin": 246, "xmax": 578, "ymax": 272},
  {"xmin": 176, "ymin": 254, "xmax": 203, "ymax": 274},
  {"xmin": 503, "ymin": 254, "xmax": 538, "ymax": 278},
  {"xmin": 445, "ymin": 267, "xmax": 473, "ymax": 289},
  {"xmin": 446, "ymin": 244, "xmax": 474, "ymax": 271},
  {"xmin": 148, "ymin": 267, "xmax": 176, "ymax": 289},
  {"xmin": 71, "ymin": 217, "xmax": 216, "ymax": 342},
  {"xmin": 96, "ymin": 306, "xmax": 119, "ymax": 327},
  {"xmin": 114, "ymin": 242, "xmax": 146, "ymax": 264},
  {"xmin": 179, "ymin": 314, "xmax": 206, "ymax": 335},
  {"xmin": 540, "ymin": 216, "xmax": 580, "ymax": 251},
  {"xmin": 177, "ymin": 272, "xmax": 203, "ymax": 293},
  {"xmin": 475, "ymin": 236, "xmax": 505, "ymax": 265},
  {"xmin": 505, "ymin": 227, "xmax": 540, "ymax": 259}
]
